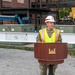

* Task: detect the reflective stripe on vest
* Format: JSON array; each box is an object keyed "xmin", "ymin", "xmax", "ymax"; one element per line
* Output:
[{"xmin": 39, "ymin": 28, "xmax": 60, "ymax": 43}]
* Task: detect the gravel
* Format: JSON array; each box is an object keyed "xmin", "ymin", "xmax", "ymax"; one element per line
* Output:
[{"xmin": 0, "ymin": 48, "xmax": 75, "ymax": 75}]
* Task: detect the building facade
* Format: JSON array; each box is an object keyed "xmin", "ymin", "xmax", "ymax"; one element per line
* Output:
[{"xmin": 0, "ymin": 0, "xmax": 75, "ymax": 29}]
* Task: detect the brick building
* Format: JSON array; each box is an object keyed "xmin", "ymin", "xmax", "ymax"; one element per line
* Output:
[
  {"xmin": 0, "ymin": 0, "xmax": 53, "ymax": 29},
  {"xmin": 0, "ymin": 0, "xmax": 57, "ymax": 25},
  {"xmin": 0, "ymin": 0, "xmax": 75, "ymax": 29}
]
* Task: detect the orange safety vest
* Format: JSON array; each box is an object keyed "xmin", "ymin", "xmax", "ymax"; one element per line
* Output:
[{"xmin": 39, "ymin": 28, "xmax": 60, "ymax": 43}]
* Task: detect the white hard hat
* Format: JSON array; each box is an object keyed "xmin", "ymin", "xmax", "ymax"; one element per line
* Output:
[{"xmin": 45, "ymin": 15, "xmax": 56, "ymax": 23}]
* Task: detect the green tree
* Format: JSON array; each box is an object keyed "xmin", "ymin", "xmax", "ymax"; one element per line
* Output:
[{"xmin": 59, "ymin": 8, "xmax": 71, "ymax": 19}]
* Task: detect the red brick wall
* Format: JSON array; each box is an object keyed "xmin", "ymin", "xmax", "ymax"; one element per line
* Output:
[
  {"xmin": 3, "ymin": 20, "xmax": 12, "ymax": 24},
  {"xmin": 1, "ymin": 0, "xmax": 57, "ymax": 25},
  {"xmin": 30, "ymin": 0, "xmax": 35, "ymax": 7},
  {"xmin": 32, "ymin": 14, "xmax": 35, "ymax": 24},
  {"xmin": 2, "ymin": 0, "xmax": 28, "ymax": 8},
  {"xmin": 42, "ymin": 15, "xmax": 46, "ymax": 24},
  {"xmin": 2, "ymin": 1, "xmax": 12, "ymax": 7},
  {"xmin": 12, "ymin": 0, "xmax": 28, "ymax": 8},
  {"xmin": 3, "ymin": 20, "xmax": 18, "ymax": 24}
]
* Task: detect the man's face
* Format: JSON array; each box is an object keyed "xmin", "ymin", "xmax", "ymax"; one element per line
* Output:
[{"xmin": 46, "ymin": 22, "xmax": 54, "ymax": 29}]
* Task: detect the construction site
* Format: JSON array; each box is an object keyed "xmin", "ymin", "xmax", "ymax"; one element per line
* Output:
[
  {"xmin": 0, "ymin": 1, "xmax": 75, "ymax": 75},
  {"xmin": 0, "ymin": 0, "xmax": 75, "ymax": 49}
]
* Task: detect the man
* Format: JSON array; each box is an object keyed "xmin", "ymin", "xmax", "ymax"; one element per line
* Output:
[{"xmin": 36, "ymin": 15, "xmax": 62, "ymax": 75}]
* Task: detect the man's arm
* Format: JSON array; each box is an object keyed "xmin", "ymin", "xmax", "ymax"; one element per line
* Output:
[
  {"xmin": 36, "ymin": 33, "xmax": 42, "ymax": 42},
  {"xmin": 57, "ymin": 33, "xmax": 62, "ymax": 42}
]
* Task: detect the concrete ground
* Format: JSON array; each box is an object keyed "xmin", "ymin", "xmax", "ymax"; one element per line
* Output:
[{"xmin": 0, "ymin": 48, "xmax": 75, "ymax": 75}]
